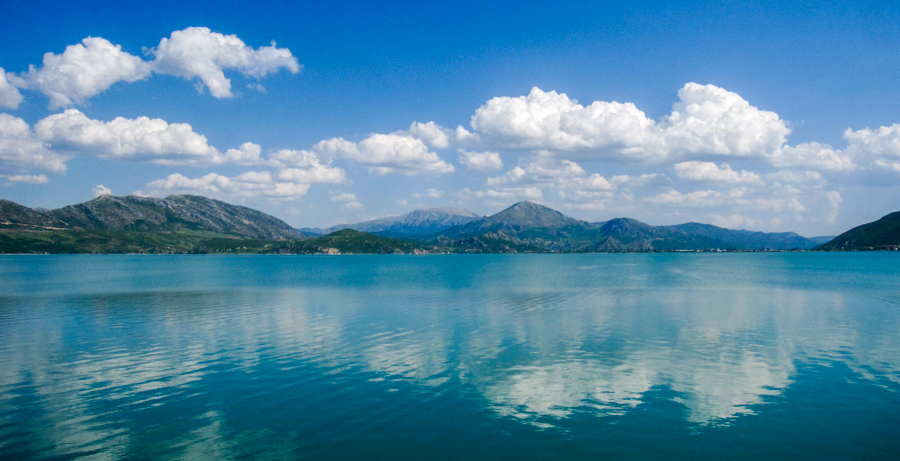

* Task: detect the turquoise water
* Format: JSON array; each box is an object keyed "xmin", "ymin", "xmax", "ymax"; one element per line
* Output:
[{"xmin": 0, "ymin": 253, "xmax": 898, "ymax": 460}]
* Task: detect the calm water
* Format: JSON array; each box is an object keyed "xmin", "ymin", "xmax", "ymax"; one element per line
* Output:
[{"xmin": 0, "ymin": 253, "xmax": 898, "ymax": 460}]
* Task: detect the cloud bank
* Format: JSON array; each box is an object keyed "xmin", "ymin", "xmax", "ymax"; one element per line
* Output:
[{"xmin": 5, "ymin": 28, "xmax": 300, "ymax": 108}]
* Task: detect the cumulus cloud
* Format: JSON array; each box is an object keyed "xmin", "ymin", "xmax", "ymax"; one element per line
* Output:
[
  {"xmin": 275, "ymin": 166, "xmax": 345, "ymax": 184},
  {"xmin": 144, "ymin": 172, "xmax": 310, "ymax": 199},
  {"xmin": 0, "ymin": 113, "xmax": 68, "ymax": 175},
  {"xmin": 661, "ymin": 83, "xmax": 789, "ymax": 158},
  {"xmin": 314, "ymin": 133, "xmax": 454, "ymax": 175},
  {"xmin": 0, "ymin": 68, "xmax": 24, "ymax": 109},
  {"xmin": 329, "ymin": 191, "xmax": 363, "ymax": 209},
  {"xmin": 148, "ymin": 27, "xmax": 300, "ymax": 98},
  {"xmin": 7, "ymin": 28, "xmax": 299, "ymax": 107},
  {"xmin": 269, "ymin": 149, "xmax": 346, "ymax": 183},
  {"xmin": 672, "ymin": 161, "xmax": 762, "ymax": 185},
  {"xmin": 221, "ymin": 142, "xmax": 266, "ymax": 165},
  {"xmin": 34, "ymin": 109, "xmax": 226, "ymax": 165},
  {"xmin": 330, "ymin": 192, "xmax": 358, "ymax": 202},
  {"xmin": 764, "ymin": 170, "xmax": 825, "ymax": 185},
  {"xmin": 2, "ymin": 174, "xmax": 49, "ymax": 184},
  {"xmin": 406, "ymin": 121, "xmax": 451, "ymax": 149},
  {"xmin": 843, "ymin": 124, "xmax": 900, "ymax": 172},
  {"xmin": 413, "ymin": 188, "xmax": 444, "ymax": 198},
  {"xmin": 487, "ymin": 158, "xmax": 585, "ymax": 186},
  {"xmin": 471, "ymin": 86, "xmax": 658, "ymax": 155},
  {"xmin": 767, "ymin": 123, "xmax": 900, "ymax": 175},
  {"xmin": 481, "ymin": 157, "xmax": 619, "ymax": 208},
  {"xmin": 396, "ymin": 121, "xmax": 480, "ymax": 149},
  {"xmin": 11, "ymin": 37, "xmax": 151, "ymax": 108},
  {"xmin": 844, "ymin": 124, "xmax": 900, "ymax": 157},
  {"xmin": 92, "ymin": 184, "xmax": 112, "ymax": 197},
  {"xmin": 609, "ymin": 173, "xmax": 673, "ymax": 188},
  {"xmin": 475, "ymin": 187, "xmax": 542, "ymax": 200},
  {"xmin": 469, "ymin": 83, "xmax": 789, "ymax": 162},
  {"xmin": 770, "ymin": 142, "xmax": 856, "ymax": 171},
  {"xmin": 458, "ymin": 149, "xmax": 503, "ymax": 171},
  {"xmin": 640, "ymin": 184, "xmax": 842, "ymax": 229}
]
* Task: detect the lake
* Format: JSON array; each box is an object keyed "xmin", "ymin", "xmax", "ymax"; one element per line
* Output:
[{"xmin": 1, "ymin": 253, "xmax": 898, "ymax": 460}]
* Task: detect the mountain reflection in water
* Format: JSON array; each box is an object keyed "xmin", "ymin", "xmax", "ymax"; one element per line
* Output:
[{"xmin": 0, "ymin": 254, "xmax": 898, "ymax": 459}]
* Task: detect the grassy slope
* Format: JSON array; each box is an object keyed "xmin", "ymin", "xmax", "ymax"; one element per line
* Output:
[
  {"xmin": 817, "ymin": 211, "xmax": 900, "ymax": 250},
  {"xmin": 0, "ymin": 228, "xmax": 431, "ymax": 254}
]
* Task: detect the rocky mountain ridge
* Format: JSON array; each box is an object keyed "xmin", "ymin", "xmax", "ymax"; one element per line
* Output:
[
  {"xmin": 301, "ymin": 207, "xmax": 480, "ymax": 236},
  {"xmin": 1, "ymin": 194, "xmax": 305, "ymax": 240}
]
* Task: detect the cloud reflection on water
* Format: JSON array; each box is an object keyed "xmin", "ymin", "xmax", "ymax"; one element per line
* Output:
[{"xmin": 1, "ymin": 255, "xmax": 899, "ymax": 458}]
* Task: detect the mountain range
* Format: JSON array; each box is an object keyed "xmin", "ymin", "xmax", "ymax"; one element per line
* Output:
[
  {"xmin": 3, "ymin": 194, "xmax": 893, "ymax": 254},
  {"xmin": 427, "ymin": 201, "xmax": 831, "ymax": 252},
  {"xmin": 300, "ymin": 207, "xmax": 480, "ymax": 236},
  {"xmin": 1, "ymin": 194, "xmax": 305, "ymax": 240}
]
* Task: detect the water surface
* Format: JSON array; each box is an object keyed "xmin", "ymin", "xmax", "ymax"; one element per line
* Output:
[{"xmin": 1, "ymin": 254, "xmax": 898, "ymax": 459}]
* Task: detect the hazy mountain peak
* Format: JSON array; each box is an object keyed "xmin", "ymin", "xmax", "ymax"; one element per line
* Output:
[
  {"xmin": 411, "ymin": 207, "xmax": 479, "ymax": 218},
  {"xmin": 305, "ymin": 206, "xmax": 481, "ymax": 236},
  {"xmin": 486, "ymin": 201, "xmax": 583, "ymax": 228}
]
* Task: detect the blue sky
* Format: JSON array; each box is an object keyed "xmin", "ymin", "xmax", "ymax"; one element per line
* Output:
[{"xmin": 1, "ymin": 0, "xmax": 899, "ymax": 236}]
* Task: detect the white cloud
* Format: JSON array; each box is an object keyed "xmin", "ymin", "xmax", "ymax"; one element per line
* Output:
[
  {"xmin": 843, "ymin": 124, "xmax": 900, "ymax": 173},
  {"xmin": 270, "ymin": 149, "xmax": 345, "ymax": 183},
  {"xmin": 343, "ymin": 200, "xmax": 364, "ymax": 210},
  {"xmin": 661, "ymin": 83, "xmax": 789, "ymax": 158},
  {"xmin": 406, "ymin": 121, "xmax": 451, "ymax": 149},
  {"xmin": 144, "ymin": 172, "xmax": 310, "ymax": 199},
  {"xmin": 458, "ymin": 149, "xmax": 503, "ymax": 171},
  {"xmin": 12, "ymin": 37, "xmax": 151, "ymax": 108},
  {"xmin": 486, "ymin": 166, "xmax": 527, "ymax": 186},
  {"xmin": 330, "ymin": 192, "xmax": 358, "ymax": 202},
  {"xmin": 672, "ymin": 161, "xmax": 762, "ymax": 185},
  {"xmin": 578, "ymin": 174, "xmax": 616, "ymax": 191},
  {"xmin": 0, "ymin": 68, "xmax": 24, "ymax": 109},
  {"xmin": 91, "ymin": 184, "xmax": 112, "ymax": 196},
  {"xmin": 768, "ymin": 124, "xmax": 900, "ymax": 174},
  {"xmin": 2, "ymin": 174, "xmax": 49, "ymax": 184},
  {"xmin": 222, "ymin": 142, "xmax": 265, "ymax": 165},
  {"xmin": 640, "ymin": 184, "xmax": 841, "ymax": 230},
  {"xmin": 413, "ymin": 188, "xmax": 444, "ymax": 199},
  {"xmin": 471, "ymin": 86, "xmax": 658, "ymax": 155},
  {"xmin": 487, "ymin": 158, "xmax": 585, "ymax": 186},
  {"xmin": 770, "ymin": 142, "xmax": 856, "ymax": 171},
  {"xmin": 275, "ymin": 166, "xmax": 345, "ymax": 184},
  {"xmin": 35, "ymin": 109, "xmax": 221, "ymax": 164},
  {"xmin": 269, "ymin": 148, "xmax": 325, "ymax": 168},
  {"xmin": 469, "ymin": 83, "xmax": 789, "ymax": 162},
  {"xmin": 475, "ymin": 187, "xmax": 543, "ymax": 200},
  {"xmin": 0, "ymin": 113, "xmax": 68, "ymax": 175},
  {"xmin": 764, "ymin": 170, "xmax": 825, "ymax": 185},
  {"xmin": 609, "ymin": 173, "xmax": 672, "ymax": 188},
  {"xmin": 148, "ymin": 27, "xmax": 300, "ymax": 98},
  {"xmin": 32, "ymin": 109, "xmax": 265, "ymax": 166},
  {"xmin": 315, "ymin": 133, "xmax": 454, "ymax": 175},
  {"xmin": 844, "ymin": 124, "xmax": 900, "ymax": 158},
  {"xmin": 484, "ymin": 157, "xmax": 619, "ymax": 209}
]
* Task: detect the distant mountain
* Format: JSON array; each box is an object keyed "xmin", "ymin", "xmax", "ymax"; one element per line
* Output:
[
  {"xmin": 301, "ymin": 207, "xmax": 480, "ymax": 236},
  {"xmin": 1, "ymin": 195, "xmax": 836, "ymax": 254},
  {"xmin": 461, "ymin": 201, "xmax": 583, "ymax": 230},
  {"xmin": 0, "ymin": 199, "xmax": 67, "ymax": 228},
  {"xmin": 1, "ymin": 195, "xmax": 305, "ymax": 240},
  {"xmin": 817, "ymin": 211, "xmax": 900, "ymax": 250},
  {"xmin": 433, "ymin": 201, "xmax": 826, "ymax": 252}
]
